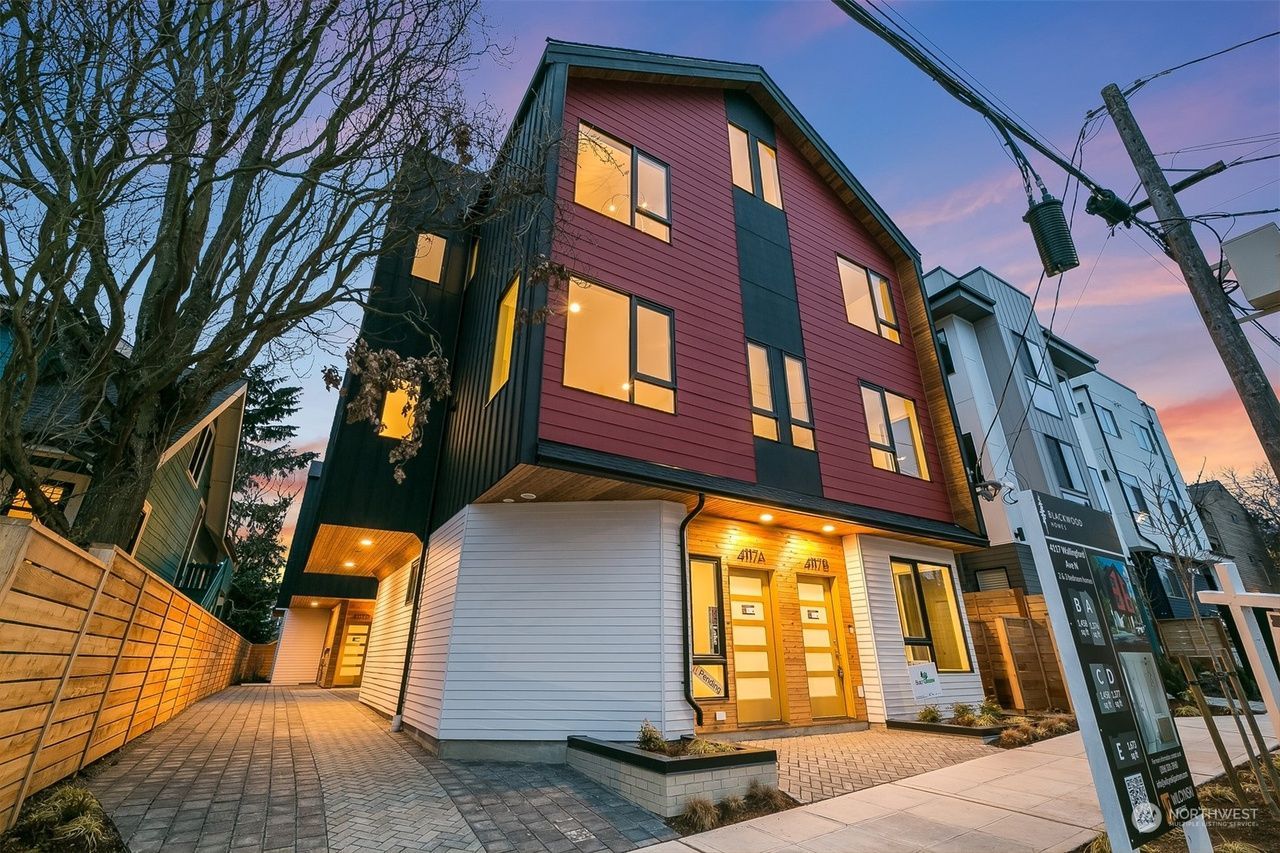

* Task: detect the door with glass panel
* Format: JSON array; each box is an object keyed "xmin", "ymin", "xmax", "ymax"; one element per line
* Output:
[
  {"xmin": 333, "ymin": 623, "xmax": 369, "ymax": 687},
  {"xmin": 798, "ymin": 577, "xmax": 848, "ymax": 719},
  {"xmin": 729, "ymin": 569, "xmax": 782, "ymax": 724}
]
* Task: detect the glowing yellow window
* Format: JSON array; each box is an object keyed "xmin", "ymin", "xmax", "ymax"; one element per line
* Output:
[
  {"xmin": 488, "ymin": 276, "xmax": 519, "ymax": 401},
  {"xmin": 378, "ymin": 382, "xmax": 416, "ymax": 440},
  {"xmin": 412, "ymin": 233, "xmax": 447, "ymax": 283},
  {"xmin": 863, "ymin": 385, "xmax": 928, "ymax": 479},
  {"xmin": 3, "ymin": 482, "xmax": 68, "ymax": 519},
  {"xmin": 784, "ymin": 355, "xmax": 815, "ymax": 451},
  {"xmin": 728, "ymin": 124, "xmax": 753, "ymax": 191},
  {"xmin": 574, "ymin": 124, "xmax": 632, "ymax": 226},
  {"xmin": 747, "ymin": 343, "xmax": 777, "ymax": 440},
  {"xmin": 757, "ymin": 141, "xmax": 782, "ymax": 208}
]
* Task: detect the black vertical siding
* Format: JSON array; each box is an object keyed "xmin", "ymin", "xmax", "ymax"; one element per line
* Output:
[{"xmin": 957, "ymin": 542, "xmax": 1041, "ymax": 595}]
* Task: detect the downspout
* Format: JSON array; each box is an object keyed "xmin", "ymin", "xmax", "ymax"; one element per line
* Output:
[{"xmin": 680, "ymin": 493, "xmax": 706, "ymax": 727}]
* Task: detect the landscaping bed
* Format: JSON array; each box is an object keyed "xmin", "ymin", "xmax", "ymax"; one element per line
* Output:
[
  {"xmin": 0, "ymin": 779, "xmax": 125, "ymax": 853},
  {"xmin": 890, "ymin": 699, "xmax": 1078, "ymax": 748}
]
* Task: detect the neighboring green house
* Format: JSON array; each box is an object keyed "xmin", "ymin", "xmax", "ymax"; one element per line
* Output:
[{"xmin": 2, "ymin": 374, "xmax": 247, "ymax": 616}]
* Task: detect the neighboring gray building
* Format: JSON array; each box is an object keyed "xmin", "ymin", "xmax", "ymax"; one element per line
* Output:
[
  {"xmin": 1191, "ymin": 480, "xmax": 1279, "ymax": 594},
  {"xmin": 924, "ymin": 266, "xmax": 1110, "ymax": 594}
]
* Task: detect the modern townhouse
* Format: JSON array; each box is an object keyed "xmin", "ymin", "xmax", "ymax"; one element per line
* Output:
[
  {"xmin": 923, "ymin": 266, "xmax": 1113, "ymax": 594},
  {"xmin": 0, "ymin": 361, "xmax": 246, "ymax": 616},
  {"xmin": 1191, "ymin": 480, "xmax": 1279, "ymax": 594},
  {"xmin": 1071, "ymin": 371, "xmax": 1217, "ymax": 622},
  {"xmin": 273, "ymin": 41, "xmax": 992, "ymax": 758}
]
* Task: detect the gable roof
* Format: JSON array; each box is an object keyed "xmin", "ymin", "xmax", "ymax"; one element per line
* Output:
[{"xmin": 528, "ymin": 39, "xmax": 918, "ymax": 265}]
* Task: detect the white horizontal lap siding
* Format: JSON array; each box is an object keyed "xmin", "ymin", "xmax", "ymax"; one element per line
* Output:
[
  {"xmin": 270, "ymin": 607, "xmax": 330, "ymax": 684},
  {"xmin": 438, "ymin": 501, "xmax": 683, "ymax": 742},
  {"xmin": 402, "ymin": 508, "xmax": 466, "ymax": 737},
  {"xmin": 848, "ymin": 535, "xmax": 984, "ymax": 721},
  {"xmin": 661, "ymin": 501, "xmax": 695, "ymax": 737},
  {"xmin": 359, "ymin": 559, "xmax": 416, "ymax": 717}
]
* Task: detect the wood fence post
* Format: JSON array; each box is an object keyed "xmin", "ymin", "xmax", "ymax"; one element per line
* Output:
[
  {"xmin": 995, "ymin": 617, "xmax": 1025, "ymax": 710},
  {"xmin": 12, "ymin": 549, "xmax": 112, "ymax": 821}
]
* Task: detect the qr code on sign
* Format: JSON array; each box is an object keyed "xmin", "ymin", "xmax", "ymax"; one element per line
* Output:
[{"xmin": 1124, "ymin": 772, "xmax": 1150, "ymax": 809}]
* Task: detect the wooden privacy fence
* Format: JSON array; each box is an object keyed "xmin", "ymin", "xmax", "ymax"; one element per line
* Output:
[
  {"xmin": 965, "ymin": 588, "xmax": 1071, "ymax": 712},
  {"xmin": 0, "ymin": 518, "xmax": 249, "ymax": 829},
  {"xmin": 240, "ymin": 642, "xmax": 277, "ymax": 682}
]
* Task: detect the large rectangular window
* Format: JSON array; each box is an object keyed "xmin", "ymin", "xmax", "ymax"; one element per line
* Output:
[
  {"xmin": 1133, "ymin": 422, "xmax": 1156, "ymax": 452},
  {"xmin": 891, "ymin": 559, "xmax": 971, "ymax": 672},
  {"xmin": 564, "ymin": 279, "xmax": 675, "ymax": 413},
  {"xmin": 488, "ymin": 276, "xmax": 519, "ymax": 401},
  {"xmin": 837, "ymin": 258, "xmax": 900, "ymax": 343},
  {"xmin": 862, "ymin": 385, "xmax": 928, "ymax": 479},
  {"xmin": 1045, "ymin": 436, "xmax": 1085, "ymax": 495},
  {"xmin": 689, "ymin": 556, "xmax": 727, "ymax": 700},
  {"xmin": 747, "ymin": 343, "xmax": 814, "ymax": 450},
  {"xmin": 411, "ymin": 233, "xmax": 447, "ymax": 283},
  {"xmin": 1095, "ymin": 404, "xmax": 1120, "ymax": 436},
  {"xmin": 574, "ymin": 123, "xmax": 670, "ymax": 242},
  {"xmin": 726, "ymin": 124, "xmax": 782, "ymax": 209}
]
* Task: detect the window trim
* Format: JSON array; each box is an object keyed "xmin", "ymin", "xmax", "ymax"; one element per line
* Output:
[
  {"xmin": 178, "ymin": 499, "xmax": 207, "ymax": 586},
  {"xmin": 575, "ymin": 122, "xmax": 672, "ymax": 241},
  {"xmin": 746, "ymin": 342, "xmax": 778, "ymax": 441},
  {"xmin": 861, "ymin": 383, "xmax": 929, "ymax": 480},
  {"xmin": 891, "ymin": 558, "xmax": 973, "ymax": 673},
  {"xmin": 727, "ymin": 122, "xmax": 783, "ymax": 209},
  {"xmin": 126, "ymin": 501, "xmax": 152, "ymax": 557},
  {"xmin": 186, "ymin": 425, "xmax": 216, "ymax": 486},
  {"xmin": 689, "ymin": 554, "xmax": 729, "ymax": 701},
  {"xmin": 562, "ymin": 277, "xmax": 677, "ymax": 414},
  {"xmin": 837, "ymin": 256, "xmax": 901, "ymax": 343}
]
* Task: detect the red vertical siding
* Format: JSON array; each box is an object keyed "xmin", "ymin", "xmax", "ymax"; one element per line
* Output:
[
  {"xmin": 541, "ymin": 77, "xmax": 757, "ymax": 481},
  {"xmin": 777, "ymin": 133, "xmax": 953, "ymax": 522}
]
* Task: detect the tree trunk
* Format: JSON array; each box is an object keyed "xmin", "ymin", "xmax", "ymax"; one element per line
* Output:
[{"xmin": 69, "ymin": 401, "xmax": 169, "ymax": 549}]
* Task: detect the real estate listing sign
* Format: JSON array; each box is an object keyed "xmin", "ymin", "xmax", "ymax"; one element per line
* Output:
[{"xmin": 1030, "ymin": 491, "xmax": 1199, "ymax": 848}]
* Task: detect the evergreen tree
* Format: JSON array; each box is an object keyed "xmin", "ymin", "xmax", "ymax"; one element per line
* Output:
[{"xmin": 225, "ymin": 365, "xmax": 318, "ymax": 642}]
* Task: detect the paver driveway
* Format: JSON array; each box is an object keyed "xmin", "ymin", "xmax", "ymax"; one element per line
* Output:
[{"xmin": 88, "ymin": 686, "xmax": 675, "ymax": 853}]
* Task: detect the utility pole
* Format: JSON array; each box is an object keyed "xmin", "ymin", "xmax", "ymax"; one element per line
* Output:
[{"xmin": 1102, "ymin": 83, "xmax": 1280, "ymax": 479}]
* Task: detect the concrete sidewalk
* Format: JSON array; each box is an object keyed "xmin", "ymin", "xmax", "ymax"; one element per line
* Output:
[{"xmin": 652, "ymin": 717, "xmax": 1276, "ymax": 853}]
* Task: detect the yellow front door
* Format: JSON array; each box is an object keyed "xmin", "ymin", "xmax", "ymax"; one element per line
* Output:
[
  {"xmin": 729, "ymin": 569, "xmax": 782, "ymax": 724},
  {"xmin": 798, "ymin": 577, "xmax": 849, "ymax": 719},
  {"xmin": 333, "ymin": 623, "xmax": 369, "ymax": 687}
]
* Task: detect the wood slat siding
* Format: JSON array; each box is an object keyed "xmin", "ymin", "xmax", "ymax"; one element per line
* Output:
[
  {"xmin": 358, "ymin": 559, "xmax": 416, "ymax": 717},
  {"xmin": 425, "ymin": 501, "xmax": 693, "ymax": 742},
  {"xmin": 687, "ymin": 515, "xmax": 867, "ymax": 734},
  {"xmin": 964, "ymin": 589, "xmax": 1070, "ymax": 711},
  {"xmin": 0, "ymin": 519, "xmax": 248, "ymax": 830},
  {"xmin": 777, "ymin": 133, "xmax": 952, "ymax": 522},
  {"xmin": 269, "ymin": 607, "xmax": 330, "ymax": 684},
  {"xmin": 542, "ymin": 78, "xmax": 757, "ymax": 481},
  {"xmin": 844, "ymin": 534, "xmax": 982, "ymax": 721},
  {"xmin": 401, "ymin": 509, "xmax": 467, "ymax": 736}
]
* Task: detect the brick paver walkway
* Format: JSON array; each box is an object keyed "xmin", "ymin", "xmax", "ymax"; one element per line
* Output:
[
  {"xmin": 743, "ymin": 728, "xmax": 1002, "ymax": 803},
  {"xmin": 88, "ymin": 686, "xmax": 673, "ymax": 852}
]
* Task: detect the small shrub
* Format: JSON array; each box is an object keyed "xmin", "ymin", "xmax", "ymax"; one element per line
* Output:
[
  {"xmin": 746, "ymin": 779, "xmax": 791, "ymax": 811},
  {"xmin": 51, "ymin": 811, "xmax": 113, "ymax": 852},
  {"xmin": 682, "ymin": 737, "xmax": 735, "ymax": 756},
  {"xmin": 1083, "ymin": 832, "xmax": 1111, "ymax": 853},
  {"xmin": 978, "ymin": 695, "xmax": 1003, "ymax": 717},
  {"xmin": 637, "ymin": 719, "xmax": 667, "ymax": 754},
  {"xmin": 1216, "ymin": 842, "xmax": 1264, "ymax": 853},
  {"xmin": 681, "ymin": 796, "xmax": 719, "ymax": 833},
  {"xmin": 951, "ymin": 712, "xmax": 977, "ymax": 727},
  {"xmin": 718, "ymin": 795, "xmax": 745, "ymax": 820},
  {"xmin": 975, "ymin": 712, "xmax": 1002, "ymax": 727},
  {"xmin": 916, "ymin": 704, "xmax": 942, "ymax": 723},
  {"xmin": 9, "ymin": 782, "xmax": 120, "ymax": 853},
  {"xmin": 1196, "ymin": 782, "xmax": 1236, "ymax": 804},
  {"xmin": 950, "ymin": 702, "xmax": 974, "ymax": 719},
  {"xmin": 998, "ymin": 725, "xmax": 1033, "ymax": 748},
  {"xmin": 1174, "ymin": 704, "xmax": 1201, "ymax": 717}
]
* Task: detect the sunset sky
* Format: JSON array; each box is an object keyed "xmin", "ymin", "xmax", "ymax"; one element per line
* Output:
[{"xmin": 282, "ymin": 0, "xmax": 1280, "ymax": 538}]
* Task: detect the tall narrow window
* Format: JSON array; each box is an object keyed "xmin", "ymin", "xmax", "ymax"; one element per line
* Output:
[
  {"xmin": 1089, "ymin": 467, "xmax": 1111, "ymax": 512},
  {"xmin": 747, "ymin": 343, "xmax": 777, "ymax": 440},
  {"xmin": 467, "ymin": 238, "xmax": 480, "ymax": 283},
  {"xmin": 757, "ymin": 141, "xmax": 782, "ymax": 208},
  {"xmin": 563, "ymin": 279, "xmax": 675, "ymax": 413},
  {"xmin": 728, "ymin": 124, "xmax": 753, "ymax": 191},
  {"xmin": 1095, "ymin": 405, "xmax": 1120, "ymax": 436},
  {"xmin": 862, "ymin": 385, "xmax": 928, "ymax": 479},
  {"xmin": 1045, "ymin": 436, "xmax": 1085, "ymax": 494},
  {"xmin": 1019, "ymin": 336, "xmax": 1060, "ymax": 417},
  {"xmin": 1133, "ymin": 423, "xmax": 1156, "ymax": 452},
  {"xmin": 837, "ymin": 258, "xmax": 900, "ymax": 342},
  {"xmin": 488, "ymin": 276, "xmax": 519, "ymax": 401},
  {"xmin": 689, "ymin": 556, "xmax": 727, "ymax": 699},
  {"xmin": 936, "ymin": 328, "xmax": 955, "ymax": 374},
  {"xmin": 891, "ymin": 559, "xmax": 971, "ymax": 672},
  {"xmin": 1119, "ymin": 472, "xmax": 1151, "ymax": 523},
  {"xmin": 378, "ymin": 382, "xmax": 416, "ymax": 439},
  {"xmin": 574, "ymin": 123, "xmax": 670, "ymax": 242},
  {"xmin": 783, "ymin": 355, "xmax": 815, "ymax": 450},
  {"xmin": 412, "ymin": 233, "xmax": 448, "ymax": 283},
  {"xmin": 188, "ymin": 426, "xmax": 216, "ymax": 484}
]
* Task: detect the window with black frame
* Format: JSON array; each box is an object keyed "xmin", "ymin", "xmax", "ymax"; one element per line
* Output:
[
  {"xmin": 746, "ymin": 342, "xmax": 815, "ymax": 450},
  {"xmin": 564, "ymin": 278, "xmax": 675, "ymax": 413},
  {"xmin": 689, "ymin": 556, "xmax": 728, "ymax": 699},
  {"xmin": 1018, "ymin": 336, "xmax": 1060, "ymax": 417},
  {"xmin": 861, "ymin": 384, "xmax": 928, "ymax": 479},
  {"xmin": 574, "ymin": 123, "xmax": 671, "ymax": 242},
  {"xmin": 890, "ymin": 559, "xmax": 971, "ymax": 672}
]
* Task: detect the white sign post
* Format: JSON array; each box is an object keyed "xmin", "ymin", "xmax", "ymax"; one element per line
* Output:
[{"xmin": 1197, "ymin": 560, "xmax": 1280, "ymax": 742}]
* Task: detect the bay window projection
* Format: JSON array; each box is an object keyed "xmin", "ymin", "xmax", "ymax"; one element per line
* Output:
[
  {"xmin": 378, "ymin": 382, "xmax": 416, "ymax": 440},
  {"xmin": 488, "ymin": 276, "xmax": 519, "ymax": 401},
  {"xmin": 891, "ymin": 559, "xmax": 971, "ymax": 672},
  {"xmin": 574, "ymin": 123, "xmax": 671, "ymax": 242},
  {"xmin": 563, "ymin": 279, "xmax": 676, "ymax": 413},
  {"xmin": 411, "ymin": 233, "xmax": 447, "ymax": 283},
  {"xmin": 837, "ymin": 258, "xmax": 900, "ymax": 343},
  {"xmin": 689, "ymin": 556, "xmax": 728, "ymax": 699},
  {"xmin": 861, "ymin": 385, "xmax": 928, "ymax": 479},
  {"xmin": 727, "ymin": 123, "xmax": 783, "ymax": 209}
]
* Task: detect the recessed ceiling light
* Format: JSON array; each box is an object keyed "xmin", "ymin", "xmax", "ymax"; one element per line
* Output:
[
  {"xmin": 359, "ymin": 538, "xmax": 373, "ymax": 547},
  {"xmin": 342, "ymin": 560, "xmax": 356, "ymax": 568},
  {"xmin": 310, "ymin": 601, "xmax": 319, "ymax": 607},
  {"xmin": 760, "ymin": 513, "xmax": 773, "ymax": 523},
  {"xmin": 520, "ymin": 493, "xmax": 537, "ymax": 500},
  {"xmin": 569, "ymin": 302, "xmax": 581, "ymax": 313},
  {"xmin": 502, "ymin": 498, "xmax": 515, "ymax": 503},
  {"xmin": 822, "ymin": 524, "xmax": 836, "ymax": 533}
]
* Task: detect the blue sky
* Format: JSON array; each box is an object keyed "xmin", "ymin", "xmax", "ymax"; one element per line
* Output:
[{"xmin": 286, "ymin": 1, "xmax": 1280, "ymax": 523}]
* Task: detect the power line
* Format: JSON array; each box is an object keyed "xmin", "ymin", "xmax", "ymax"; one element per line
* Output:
[
  {"xmin": 1157, "ymin": 133, "xmax": 1280, "ymax": 157},
  {"xmin": 1123, "ymin": 30, "xmax": 1280, "ymax": 97}
]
